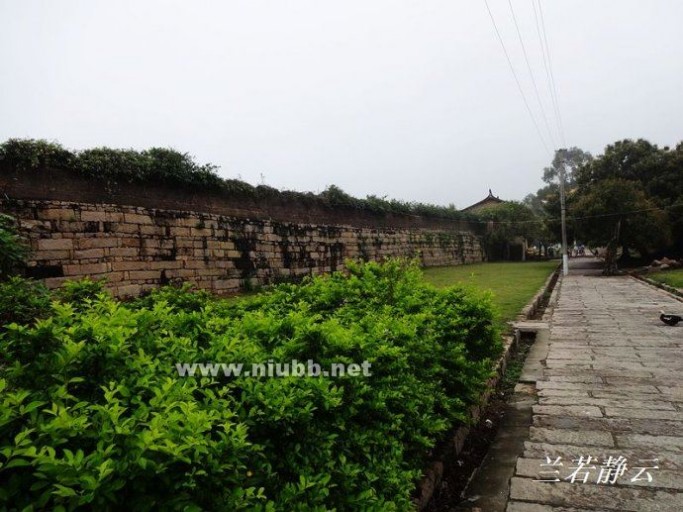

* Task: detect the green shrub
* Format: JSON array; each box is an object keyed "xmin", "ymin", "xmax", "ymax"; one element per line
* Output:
[
  {"xmin": 0, "ymin": 214, "xmax": 28, "ymax": 280},
  {"xmin": 0, "ymin": 260, "xmax": 501, "ymax": 511},
  {"xmin": 132, "ymin": 282, "xmax": 214, "ymax": 312},
  {"xmin": 75, "ymin": 147, "xmax": 148, "ymax": 183},
  {"xmin": 56, "ymin": 278, "xmax": 108, "ymax": 314},
  {"xmin": 0, "ymin": 138, "xmax": 74, "ymax": 170},
  {"xmin": 0, "ymin": 276, "xmax": 51, "ymax": 328}
]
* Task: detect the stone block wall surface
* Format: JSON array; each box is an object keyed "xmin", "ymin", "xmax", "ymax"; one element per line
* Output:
[{"xmin": 2, "ymin": 198, "xmax": 485, "ymax": 297}]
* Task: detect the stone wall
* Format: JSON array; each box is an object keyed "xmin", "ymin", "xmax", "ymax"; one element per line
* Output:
[{"xmin": 1, "ymin": 198, "xmax": 485, "ymax": 297}]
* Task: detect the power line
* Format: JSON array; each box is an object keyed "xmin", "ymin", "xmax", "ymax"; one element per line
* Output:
[
  {"xmin": 483, "ymin": 0, "xmax": 551, "ymax": 156},
  {"xmin": 534, "ymin": 0, "xmax": 566, "ymax": 146},
  {"xmin": 507, "ymin": 0, "xmax": 557, "ymax": 149}
]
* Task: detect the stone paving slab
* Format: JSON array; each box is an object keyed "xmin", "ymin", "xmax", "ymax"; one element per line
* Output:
[
  {"xmin": 532, "ymin": 415, "xmax": 683, "ymax": 436},
  {"xmin": 507, "ymin": 504, "xmax": 613, "ymax": 512},
  {"xmin": 515, "ymin": 458, "xmax": 683, "ymax": 490},
  {"xmin": 509, "ymin": 477, "xmax": 683, "ymax": 511},
  {"xmin": 507, "ymin": 270, "xmax": 683, "ymax": 511},
  {"xmin": 521, "ymin": 442, "xmax": 683, "ymax": 470}
]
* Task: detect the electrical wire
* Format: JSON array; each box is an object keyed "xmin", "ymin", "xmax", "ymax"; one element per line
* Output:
[
  {"xmin": 483, "ymin": 0, "xmax": 552, "ymax": 156},
  {"xmin": 507, "ymin": 0, "xmax": 557, "ymax": 149},
  {"xmin": 534, "ymin": 0, "xmax": 566, "ymax": 146}
]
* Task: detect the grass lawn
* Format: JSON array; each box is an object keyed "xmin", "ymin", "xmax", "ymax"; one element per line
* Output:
[
  {"xmin": 648, "ymin": 268, "xmax": 683, "ymax": 289},
  {"xmin": 422, "ymin": 260, "xmax": 559, "ymax": 326}
]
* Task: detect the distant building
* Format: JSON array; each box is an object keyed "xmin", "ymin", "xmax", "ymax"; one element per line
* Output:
[
  {"xmin": 462, "ymin": 189, "xmax": 527, "ymax": 261},
  {"xmin": 462, "ymin": 189, "xmax": 504, "ymax": 213}
]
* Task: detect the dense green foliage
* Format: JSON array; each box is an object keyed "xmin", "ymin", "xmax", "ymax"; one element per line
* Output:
[
  {"xmin": 474, "ymin": 202, "xmax": 544, "ymax": 260},
  {"xmin": 0, "ymin": 139, "xmax": 473, "ymax": 222},
  {"xmin": 525, "ymin": 141, "xmax": 683, "ymax": 261},
  {"xmin": 0, "ymin": 277, "xmax": 51, "ymax": 328},
  {"xmin": 0, "ymin": 214, "xmax": 28, "ymax": 280},
  {"xmin": 0, "ymin": 260, "xmax": 501, "ymax": 511},
  {"xmin": 574, "ymin": 139, "xmax": 683, "ymax": 257},
  {"xmin": 572, "ymin": 178, "xmax": 669, "ymax": 255}
]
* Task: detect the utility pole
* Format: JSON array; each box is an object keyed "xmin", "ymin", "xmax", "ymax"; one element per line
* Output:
[{"xmin": 559, "ymin": 155, "xmax": 569, "ymax": 276}]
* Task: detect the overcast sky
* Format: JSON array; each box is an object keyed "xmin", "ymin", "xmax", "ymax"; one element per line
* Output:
[{"xmin": 2, "ymin": 1, "xmax": 682, "ymax": 208}]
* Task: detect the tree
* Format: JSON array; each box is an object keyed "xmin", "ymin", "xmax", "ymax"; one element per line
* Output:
[
  {"xmin": 542, "ymin": 147, "xmax": 593, "ymax": 187},
  {"xmin": 572, "ymin": 179, "xmax": 669, "ymax": 273},
  {"xmin": 574, "ymin": 138, "xmax": 682, "ymax": 258},
  {"xmin": 525, "ymin": 139, "xmax": 683, "ymax": 270},
  {"xmin": 525, "ymin": 148, "xmax": 592, "ymax": 245},
  {"xmin": 475, "ymin": 202, "xmax": 544, "ymax": 261},
  {"xmin": 522, "ymin": 192, "xmax": 545, "ymax": 217},
  {"xmin": 576, "ymin": 139, "xmax": 660, "ymax": 187}
]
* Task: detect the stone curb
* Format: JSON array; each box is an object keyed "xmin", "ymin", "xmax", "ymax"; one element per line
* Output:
[
  {"xmin": 517, "ymin": 262, "xmax": 562, "ymax": 321},
  {"xmin": 630, "ymin": 273, "xmax": 683, "ymax": 303},
  {"xmin": 414, "ymin": 262, "xmax": 562, "ymax": 510},
  {"xmin": 542, "ymin": 267, "xmax": 563, "ymax": 322}
]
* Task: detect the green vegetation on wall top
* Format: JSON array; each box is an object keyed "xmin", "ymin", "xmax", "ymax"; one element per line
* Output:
[{"xmin": 0, "ymin": 138, "xmax": 475, "ymax": 222}]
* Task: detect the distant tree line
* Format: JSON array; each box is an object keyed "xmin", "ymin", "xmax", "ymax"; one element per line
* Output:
[{"xmin": 524, "ymin": 139, "xmax": 683, "ymax": 271}]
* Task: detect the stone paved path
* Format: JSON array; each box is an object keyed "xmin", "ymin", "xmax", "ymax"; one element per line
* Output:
[{"xmin": 507, "ymin": 262, "xmax": 683, "ymax": 511}]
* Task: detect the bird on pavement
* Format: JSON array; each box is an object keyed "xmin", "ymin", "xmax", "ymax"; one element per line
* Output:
[{"xmin": 660, "ymin": 310, "xmax": 682, "ymax": 326}]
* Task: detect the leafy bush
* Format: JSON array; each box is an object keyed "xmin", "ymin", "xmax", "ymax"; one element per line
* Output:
[
  {"xmin": 0, "ymin": 214, "xmax": 28, "ymax": 280},
  {"xmin": 0, "ymin": 260, "xmax": 501, "ymax": 511},
  {"xmin": 57, "ymin": 278, "xmax": 108, "ymax": 311},
  {"xmin": 0, "ymin": 138, "xmax": 74, "ymax": 170},
  {"xmin": 0, "ymin": 276, "xmax": 51, "ymax": 328},
  {"xmin": 132, "ymin": 282, "xmax": 214, "ymax": 312}
]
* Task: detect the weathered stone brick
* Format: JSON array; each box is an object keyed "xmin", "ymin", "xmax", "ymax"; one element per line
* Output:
[
  {"xmin": 109, "ymin": 247, "xmax": 139, "ymax": 257},
  {"xmin": 79, "ymin": 211, "xmax": 108, "ymax": 223},
  {"xmin": 128, "ymin": 270, "xmax": 161, "ymax": 281},
  {"xmin": 169, "ymin": 226, "xmax": 191, "ymax": 237},
  {"xmin": 112, "ymin": 261, "xmax": 147, "ymax": 271},
  {"xmin": 190, "ymin": 227, "xmax": 213, "ymax": 237},
  {"xmin": 20, "ymin": 219, "xmax": 51, "ymax": 231},
  {"xmin": 147, "ymin": 261, "xmax": 181, "ymax": 270},
  {"xmin": 104, "ymin": 271, "xmax": 125, "ymax": 282},
  {"xmin": 212, "ymin": 279, "xmax": 241, "ymax": 290},
  {"xmin": 33, "ymin": 249, "xmax": 71, "ymax": 260},
  {"xmin": 123, "ymin": 213, "xmax": 153, "ymax": 225},
  {"xmin": 116, "ymin": 284, "xmax": 142, "ymax": 297},
  {"xmin": 77, "ymin": 238, "xmax": 119, "ymax": 249},
  {"xmin": 142, "ymin": 239, "xmax": 161, "ymax": 249},
  {"xmin": 63, "ymin": 262, "xmax": 109, "ymax": 275},
  {"xmin": 121, "ymin": 237, "xmax": 142, "ymax": 248},
  {"xmin": 39, "ymin": 208, "xmax": 78, "ymax": 221},
  {"xmin": 37, "ymin": 238, "xmax": 73, "ymax": 251},
  {"xmin": 43, "ymin": 277, "xmax": 69, "ymax": 289},
  {"xmin": 114, "ymin": 223, "xmax": 140, "ymax": 234},
  {"xmin": 140, "ymin": 225, "xmax": 164, "ymax": 236},
  {"xmin": 166, "ymin": 269, "xmax": 197, "ymax": 279},
  {"xmin": 74, "ymin": 248, "xmax": 106, "ymax": 259}
]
